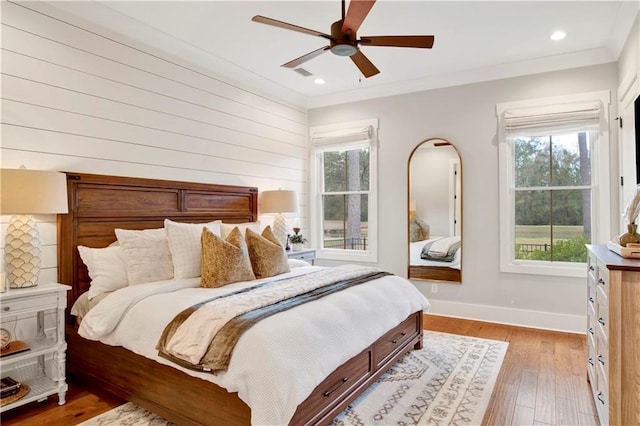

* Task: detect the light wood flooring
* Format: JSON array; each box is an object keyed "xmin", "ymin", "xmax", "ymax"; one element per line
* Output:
[{"xmin": 1, "ymin": 314, "xmax": 598, "ymax": 426}]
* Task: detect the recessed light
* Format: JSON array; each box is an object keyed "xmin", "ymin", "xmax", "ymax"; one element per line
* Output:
[
  {"xmin": 314, "ymin": 78, "xmax": 325, "ymax": 85},
  {"xmin": 550, "ymin": 30, "xmax": 566, "ymax": 41}
]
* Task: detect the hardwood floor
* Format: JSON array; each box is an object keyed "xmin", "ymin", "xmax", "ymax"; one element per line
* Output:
[
  {"xmin": 1, "ymin": 314, "xmax": 598, "ymax": 426},
  {"xmin": 425, "ymin": 314, "xmax": 599, "ymax": 426}
]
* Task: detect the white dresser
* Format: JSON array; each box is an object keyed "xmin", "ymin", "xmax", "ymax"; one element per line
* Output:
[
  {"xmin": 586, "ymin": 245, "xmax": 640, "ymax": 426},
  {"xmin": 0, "ymin": 283, "xmax": 70, "ymax": 412}
]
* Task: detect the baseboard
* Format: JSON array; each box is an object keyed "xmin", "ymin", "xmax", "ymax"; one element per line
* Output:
[{"xmin": 426, "ymin": 299, "xmax": 586, "ymax": 334}]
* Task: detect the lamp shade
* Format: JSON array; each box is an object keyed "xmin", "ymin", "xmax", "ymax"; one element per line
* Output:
[
  {"xmin": 1, "ymin": 169, "xmax": 68, "ymax": 214},
  {"xmin": 260, "ymin": 190, "xmax": 298, "ymax": 214}
]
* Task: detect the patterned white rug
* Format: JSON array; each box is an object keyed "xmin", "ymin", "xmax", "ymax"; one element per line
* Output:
[{"xmin": 80, "ymin": 331, "xmax": 508, "ymax": 426}]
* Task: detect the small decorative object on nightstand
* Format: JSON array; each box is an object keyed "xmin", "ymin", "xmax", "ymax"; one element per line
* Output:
[
  {"xmin": 288, "ymin": 228, "xmax": 308, "ymax": 251},
  {"xmin": 287, "ymin": 248, "xmax": 316, "ymax": 265},
  {"xmin": 0, "ymin": 283, "xmax": 70, "ymax": 412}
]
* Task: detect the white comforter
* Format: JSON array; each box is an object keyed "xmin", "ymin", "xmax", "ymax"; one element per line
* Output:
[{"xmin": 79, "ymin": 265, "xmax": 430, "ymax": 425}]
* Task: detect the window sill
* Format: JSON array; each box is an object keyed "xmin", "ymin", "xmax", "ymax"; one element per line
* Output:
[
  {"xmin": 500, "ymin": 260, "xmax": 587, "ymax": 278},
  {"xmin": 317, "ymin": 249, "xmax": 377, "ymax": 263}
]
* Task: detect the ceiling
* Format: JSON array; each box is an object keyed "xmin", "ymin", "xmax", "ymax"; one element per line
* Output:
[{"xmin": 48, "ymin": 1, "xmax": 639, "ymax": 108}]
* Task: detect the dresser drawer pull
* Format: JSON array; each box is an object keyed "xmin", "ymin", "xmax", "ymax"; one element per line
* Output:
[
  {"xmin": 588, "ymin": 357, "xmax": 594, "ymax": 366},
  {"xmin": 3, "ymin": 306, "xmax": 9, "ymax": 312},
  {"xmin": 391, "ymin": 332, "xmax": 407, "ymax": 344},
  {"xmin": 598, "ymin": 317, "xmax": 605, "ymax": 326},
  {"xmin": 597, "ymin": 391, "xmax": 605, "ymax": 405},
  {"xmin": 588, "ymin": 296, "xmax": 594, "ymax": 303},
  {"xmin": 597, "ymin": 355, "xmax": 605, "ymax": 366},
  {"xmin": 323, "ymin": 377, "xmax": 349, "ymax": 398},
  {"xmin": 589, "ymin": 265, "xmax": 595, "ymax": 271},
  {"xmin": 598, "ymin": 278, "xmax": 605, "ymax": 286},
  {"xmin": 588, "ymin": 327, "xmax": 594, "ymax": 335}
]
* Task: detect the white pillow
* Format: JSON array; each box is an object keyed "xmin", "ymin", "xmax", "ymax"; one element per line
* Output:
[
  {"xmin": 78, "ymin": 245, "xmax": 129, "ymax": 300},
  {"xmin": 288, "ymin": 258, "xmax": 311, "ymax": 268},
  {"xmin": 221, "ymin": 221, "xmax": 260, "ymax": 238},
  {"xmin": 164, "ymin": 219, "xmax": 222, "ymax": 279},
  {"xmin": 115, "ymin": 228, "xmax": 174, "ymax": 285}
]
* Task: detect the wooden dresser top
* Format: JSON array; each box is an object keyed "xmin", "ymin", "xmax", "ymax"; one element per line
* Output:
[{"xmin": 587, "ymin": 244, "xmax": 640, "ymax": 272}]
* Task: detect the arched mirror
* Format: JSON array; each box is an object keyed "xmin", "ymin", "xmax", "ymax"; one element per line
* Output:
[{"xmin": 408, "ymin": 138, "xmax": 462, "ymax": 283}]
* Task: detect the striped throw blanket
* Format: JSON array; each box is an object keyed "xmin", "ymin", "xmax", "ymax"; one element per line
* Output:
[{"xmin": 157, "ymin": 265, "xmax": 390, "ymax": 373}]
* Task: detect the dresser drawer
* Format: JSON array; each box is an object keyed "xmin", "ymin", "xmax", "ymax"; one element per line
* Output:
[
  {"xmin": 587, "ymin": 331, "xmax": 596, "ymax": 387},
  {"xmin": 588, "ymin": 285, "xmax": 596, "ymax": 314},
  {"xmin": 596, "ymin": 263, "xmax": 609, "ymax": 297},
  {"xmin": 587, "ymin": 254, "xmax": 598, "ymax": 283},
  {"xmin": 373, "ymin": 315, "xmax": 419, "ymax": 369},
  {"xmin": 595, "ymin": 326, "xmax": 609, "ymax": 382},
  {"xmin": 298, "ymin": 349, "xmax": 372, "ymax": 424},
  {"xmin": 595, "ymin": 291, "xmax": 608, "ymax": 340},
  {"xmin": 587, "ymin": 314, "xmax": 596, "ymax": 350},
  {"xmin": 595, "ymin": 360, "xmax": 609, "ymax": 426}
]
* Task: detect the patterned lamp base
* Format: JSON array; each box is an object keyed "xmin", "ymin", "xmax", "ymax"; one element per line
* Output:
[
  {"xmin": 272, "ymin": 213, "xmax": 289, "ymax": 249},
  {"xmin": 4, "ymin": 215, "xmax": 41, "ymax": 288}
]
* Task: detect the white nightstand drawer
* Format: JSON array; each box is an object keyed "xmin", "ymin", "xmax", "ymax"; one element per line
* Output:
[
  {"xmin": 287, "ymin": 249, "xmax": 316, "ymax": 265},
  {"xmin": 1, "ymin": 294, "xmax": 58, "ymax": 316}
]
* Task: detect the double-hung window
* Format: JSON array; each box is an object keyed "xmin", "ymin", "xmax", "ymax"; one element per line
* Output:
[
  {"xmin": 310, "ymin": 119, "xmax": 378, "ymax": 263},
  {"xmin": 497, "ymin": 91, "xmax": 610, "ymax": 277}
]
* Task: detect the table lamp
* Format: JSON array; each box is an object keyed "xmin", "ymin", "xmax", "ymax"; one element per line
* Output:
[
  {"xmin": 260, "ymin": 190, "xmax": 298, "ymax": 248},
  {"xmin": 1, "ymin": 169, "xmax": 68, "ymax": 288}
]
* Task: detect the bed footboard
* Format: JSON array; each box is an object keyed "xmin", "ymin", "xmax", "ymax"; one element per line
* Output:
[{"xmin": 66, "ymin": 311, "xmax": 423, "ymax": 426}]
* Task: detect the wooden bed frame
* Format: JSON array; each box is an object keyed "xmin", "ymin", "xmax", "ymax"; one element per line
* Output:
[
  {"xmin": 58, "ymin": 172, "xmax": 423, "ymax": 425},
  {"xmin": 409, "ymin": 264, "xmax": 461, "ymax": 282}
]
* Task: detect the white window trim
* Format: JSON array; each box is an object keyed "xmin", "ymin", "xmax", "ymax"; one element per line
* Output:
[
  {"xmin": 496, "ymin": 91, "xmax": 610, "ymax": 278},
  {"xmin": 310, "ymin": 119, "xmax": 379, "ymax": 263}
]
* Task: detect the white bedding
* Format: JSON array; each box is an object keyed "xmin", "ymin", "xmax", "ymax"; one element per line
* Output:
[
  {"xmin": 78, "ymin": 265, "xmax": 430, "ymax": 425},
  {"xmin": 409, "ymin": 237, "xmax": 462, "ymax": 269}
]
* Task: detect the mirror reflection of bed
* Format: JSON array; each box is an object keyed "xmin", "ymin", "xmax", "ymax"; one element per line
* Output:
[{"xmin": 408, "ymin": 138, "xmax": 462, "ymax": 283}]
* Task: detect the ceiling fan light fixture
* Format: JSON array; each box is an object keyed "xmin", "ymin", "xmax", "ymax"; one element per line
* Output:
[{"xmin": 330, "ymin": 44, "xmax": 358, "ymax": 56}]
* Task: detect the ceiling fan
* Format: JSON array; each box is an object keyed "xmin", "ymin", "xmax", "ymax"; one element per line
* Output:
[{"xmin": 252, "ymin": 0, "xmax": 435, "ymax": 78}]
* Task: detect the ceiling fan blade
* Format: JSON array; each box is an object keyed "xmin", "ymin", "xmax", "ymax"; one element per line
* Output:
[
  {"xmin": 341, "ymin": 0, "xmax": 376, "ymax": 35},
  {"xmin": 359, "ymin": 35, "xmax": 435, "ymax": 48},
  {"xmin": 252, "ymin": 15, "xmax": 331, "ymax": 39},
  {"xmin": 282, "ymin": 46, "xmax": 331, "ymax": 68},
  {"xmin": 349, "ymin": 50, "xmax": 379, "ymax": 78}
]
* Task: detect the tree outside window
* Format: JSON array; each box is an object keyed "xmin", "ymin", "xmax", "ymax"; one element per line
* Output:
[
  {"xmin": 513, "ymin": 131, "xmax": 593, "ymax": 263},
  {"xmin": 321, "ymin": 147, "xmax": 370, "ymax": 251}
]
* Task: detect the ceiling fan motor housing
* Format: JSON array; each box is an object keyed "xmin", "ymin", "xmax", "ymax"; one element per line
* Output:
[{"xmin": 330, "ymin": 20, "xmax": 358, "ymax": 56}]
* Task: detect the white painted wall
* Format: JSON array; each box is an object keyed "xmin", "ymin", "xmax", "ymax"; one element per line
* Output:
[
  {"xmin": 616, "ymin": 13, "xmax": 639, "ymax": 230},
  {"xmin": 309, "ymin": 63, "xmax": 619, "ymax": 332},
  {"xmin": 0, "ymin": 2, "xmax": 308, "ymax": 284},
  {"xmin": 617, "ymin": 13, "xmax": 639, "ymax": 84}
]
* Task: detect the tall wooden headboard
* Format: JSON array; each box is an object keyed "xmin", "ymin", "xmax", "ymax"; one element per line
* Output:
[{"xmin": 57, "ymin": 172, "xmax": 258, "ymax": 309}]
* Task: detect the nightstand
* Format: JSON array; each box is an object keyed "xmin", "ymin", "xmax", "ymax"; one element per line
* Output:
[
  {"xmin": 287, "ymin": 249, "xmax": 316, "ymax": 265},
  {"xmin": 0, "ymin": 283, "xmax": 70, "ymax": 412}
]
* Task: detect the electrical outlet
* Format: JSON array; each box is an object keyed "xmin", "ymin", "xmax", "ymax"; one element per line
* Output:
[{"xmin": 431, "ymin": 283, "xmax": 438, "ymax": 293}]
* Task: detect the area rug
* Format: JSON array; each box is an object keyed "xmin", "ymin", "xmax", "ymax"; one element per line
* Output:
[{"xmin": 79, "ymin": 331, "xmax": 508, "ymax": 426}]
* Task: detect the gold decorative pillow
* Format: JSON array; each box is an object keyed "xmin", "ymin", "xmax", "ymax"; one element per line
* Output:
[
  {"xmin": 245, "ymin": 226, "xmax": 290, "ymax": 279},
  {"xmin": 409, "ymin": 218, "xmax": 430, "ymax": 242},
  {"xmin": 201, "ymin": 227, "xmax": 255, "ymax": 288}
]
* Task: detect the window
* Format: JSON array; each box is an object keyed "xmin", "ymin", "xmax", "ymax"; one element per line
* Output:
[
  {"xmin": 310, "ymin": 119, "xmax": 378, "ymax": 262},
  {"xmin": 497, "ymin": 92, "xmax": 610, "ymax": 277}
]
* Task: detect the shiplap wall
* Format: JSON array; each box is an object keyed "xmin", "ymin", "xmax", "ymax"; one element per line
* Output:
[{"xmin": 0, "ymin": 1, "xmax": 308, "ymax": 284}]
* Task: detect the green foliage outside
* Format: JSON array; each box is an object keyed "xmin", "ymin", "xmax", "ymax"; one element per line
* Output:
[{"xmin": 516, "ymin": 235, "xmax": 588, "ymax": 262}]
